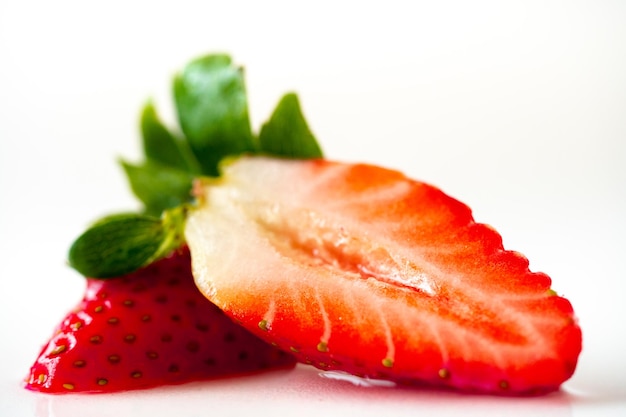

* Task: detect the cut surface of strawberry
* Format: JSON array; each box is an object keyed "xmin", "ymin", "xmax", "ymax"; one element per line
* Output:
[
  {"xmin": 25, "ymin": 247, "xmax": 295, "ymax": 394},
  {"xmin": 186, "ymin": 156, "xmax": 582, "ymax": 395}
]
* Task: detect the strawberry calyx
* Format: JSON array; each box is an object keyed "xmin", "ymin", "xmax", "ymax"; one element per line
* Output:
[
  {"xmin": 68, "ymin": 206, "xmax": 188, "ymax": 279},
  {"xmin": 69, "ymin": 54, "xmax": 324, "ymax": 279}
]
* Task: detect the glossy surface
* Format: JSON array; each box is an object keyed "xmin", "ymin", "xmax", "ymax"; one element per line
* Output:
[{"xmin": 1, "ymin": 0, "xmax": 625, "ymax": 415}]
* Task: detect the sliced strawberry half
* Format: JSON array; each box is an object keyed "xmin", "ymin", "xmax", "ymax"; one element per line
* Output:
[
  {"xmin": 185, "ymin": 156, "xmax": 582, "ymax": 395},
  {"xmin": 25, "ymin": 247, "xmax": 295, "ymax": 394}
]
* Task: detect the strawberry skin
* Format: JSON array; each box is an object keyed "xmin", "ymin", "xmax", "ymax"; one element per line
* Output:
[
  {"xmin": 186, "ymin": 156, "xmax": 582, "ymax": 395},
  {"xmin": 25, "ymin": 247, "xmax": 295, "ymax": 393}
]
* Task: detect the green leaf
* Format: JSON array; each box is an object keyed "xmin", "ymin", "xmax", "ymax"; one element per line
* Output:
[
  {"xmin": 140, "ymin": 101, "xmax": 201, "ymax": 173},
  {"xmin": 259, "ymin": 93, "xmax": 323, "ymax": 159},
  {"xmin": 173, "ymin": 54, "xmax": 255, "ymax": 176},
  {"xmin": 121, "ymin": 160, "xmax": 194, "ymax": 216},
  {"xmin": 68, "ymin": 208, "xmax": 186, "ymax": 278}
]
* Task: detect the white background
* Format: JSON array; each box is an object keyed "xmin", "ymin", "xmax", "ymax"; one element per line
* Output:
[{"xmin": 1, "ymin": 0, "xmax": 625, "ymax": 416}]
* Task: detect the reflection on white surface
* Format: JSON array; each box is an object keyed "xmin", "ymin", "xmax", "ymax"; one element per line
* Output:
[
  {"xmin": 6, "ymin": 363, "xmax": 626, "ymax": 417},
  {"xmin": 24, "ymin": 366, "xmax": 577, "ymax": 417},
  {"xmin": 319, "ymin": 370, "xmax": 397, "ymax": 388}
]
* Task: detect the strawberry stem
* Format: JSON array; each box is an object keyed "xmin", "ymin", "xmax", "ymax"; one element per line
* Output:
[{"xmin": 68, "ymin": 53, "xmax": 325, "ymax": 279}]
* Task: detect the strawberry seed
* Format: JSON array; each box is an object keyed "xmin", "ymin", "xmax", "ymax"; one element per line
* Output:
[
  {"xmin": 108, "ymin": 354, "xmax": 121, "ymax": 364},
  {"xmin": 195, "ymin": 323, "xmax": 209, "ymax": 332},
  {"xmin": 50, "ymin": 344, "xmax": 67, "ymax": 355},
  {"xmin": 73, "ymin": 360, "xmax": 86, "ymax": 368}
]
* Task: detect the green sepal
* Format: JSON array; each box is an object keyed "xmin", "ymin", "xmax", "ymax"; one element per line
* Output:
[
  {"xmin": 259, "ymin": 93, "xmax": 323, "ymax": 159},
  {"xmin": 173, "ymin": 54, "xmax": 256, "ymax": 176},
  {"xmin": 121, "ymin": 160, "xmax": 194, "ymax": 217},
  {"xmin": 68, "ymin": 207, "xmax": 187, "ymax": 279},
  {"xmin": 72, "ymin": 54, "xmax": 326, "ymax": 280},
  {"xmin": 140, "ymin": 101, "xmax": 201, "ymax": 173}
]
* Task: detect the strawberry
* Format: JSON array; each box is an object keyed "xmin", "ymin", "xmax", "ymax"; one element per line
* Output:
[
  {"xmin": 27, "ymin": 53, "xmax": 582, "ymax": 397},
  {"xmin": 25, "ymin": 247, "xmax": 295, "ymax": 393},
  {"xmin": 24, "ymin": 54, "xmax": 314, "ymax": 395},
  {"xmin": 185, "ymin": 156, "xmax": 582, "ymax": 396}
]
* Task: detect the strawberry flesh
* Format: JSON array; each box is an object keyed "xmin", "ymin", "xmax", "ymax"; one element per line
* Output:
[
  {"xmin": 186, "ymin": 156, "xmax": 582, "ymax": 395},
  {"xmin": 25, "ymin": 247, "xmax": 295, "ymax": 393}
]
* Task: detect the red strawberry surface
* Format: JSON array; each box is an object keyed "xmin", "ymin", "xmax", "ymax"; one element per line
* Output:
[
  {"xmin": 186, "ymin": 156, "xmax": 582, "ymax": 395},
  {"xmin": 25, "ymin": 247, "xmax": 295, "ymax": 393}
]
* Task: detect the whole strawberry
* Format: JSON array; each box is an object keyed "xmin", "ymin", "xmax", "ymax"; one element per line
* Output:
[{"xmin": 25, "ymin": 247, "xmax": 295, "ymax": 393}]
